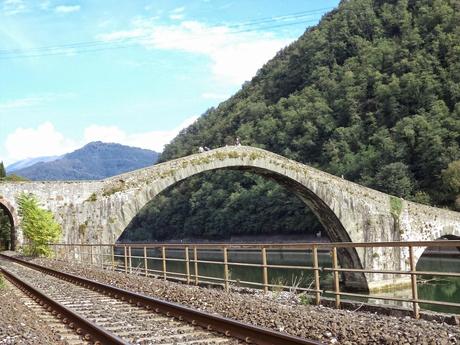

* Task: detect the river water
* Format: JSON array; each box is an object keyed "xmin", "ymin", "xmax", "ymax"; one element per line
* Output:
[{"xmin": 126, "ymin": 248, "xmax": 459, "ymax": 314}]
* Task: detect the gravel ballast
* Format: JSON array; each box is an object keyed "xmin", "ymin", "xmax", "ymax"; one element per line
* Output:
[
  {"xmin": 0, "ymin": 274, "xmax": 67, "ymax": 345},
  {"xmin": 28, "ymin": 257, "xmax": 459, "ymax": 344}
]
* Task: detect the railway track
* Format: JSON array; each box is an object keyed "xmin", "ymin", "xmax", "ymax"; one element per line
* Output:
[{"xmin": 0, "ymin": 254, "xmax": 321, "ymax": 345}]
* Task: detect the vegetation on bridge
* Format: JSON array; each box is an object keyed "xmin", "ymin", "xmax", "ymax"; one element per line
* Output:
[{"xmin": 122, "ymin": 0, "xmax": 460, "ymax": 242}]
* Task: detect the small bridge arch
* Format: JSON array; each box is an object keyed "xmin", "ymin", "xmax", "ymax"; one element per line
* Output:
[{"xmin": 0, "ymin": 197, "xmax": 19, "ymax": 250}]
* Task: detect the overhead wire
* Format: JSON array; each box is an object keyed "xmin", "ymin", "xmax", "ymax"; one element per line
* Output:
[{"xmin": 0, "ymin": 7, "xmax": 334, "ymax": 60}]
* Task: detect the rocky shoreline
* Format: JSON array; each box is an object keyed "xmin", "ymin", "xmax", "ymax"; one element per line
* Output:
[{"xmin": 28, "ymin": 256, "xmax": 458, "ymax": 345}]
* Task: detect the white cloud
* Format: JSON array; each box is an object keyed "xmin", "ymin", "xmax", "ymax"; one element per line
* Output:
[
  {"xmin": 3, "ymin": 117, "xmax": 198, "ymax": 165},
  {"xmin": 83, "ymin": 116, "xmax": 198, "ymax": 152},
  {"xmin": 2, "ymin": 0, "xmax": 27, "ymax": 15},
  {"xmin": 0, "ymin": 93, "xmax": 77, "ymax": 111},
  {"xmin": 4, "ymin": 122, "xmax": 78, "ymax": 164},
  {"xmin": 169, "ymin": 6, "xmax": 185, "ymax": 20},
  {"xmin": 171, "ymin": 7, "xmax": 185, "ymax": 13},
  {"xmin": 169, "ymin": 13, "xmax": 184, "ymax": 20},
  {"xmin": 98, "ymin": 19, "xmax": 292, "ymax": 85},
  {"xmin": 55, "ymin": 5, "xmax": 80, "ymax": 13}
]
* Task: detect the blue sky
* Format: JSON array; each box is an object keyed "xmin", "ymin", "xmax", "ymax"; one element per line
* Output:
[{"xmin": 0, "ymin": 0, "xmax": 340, "ymax": 165}]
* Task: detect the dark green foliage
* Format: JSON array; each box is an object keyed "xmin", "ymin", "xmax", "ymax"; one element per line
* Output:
[
  {"xmin": 13, "ymin": 142, "xmax": 159, "ymax": 181},
  {"xmin": 124, "ymin": 0, "xmax": 460, "ymax": 242},
  {"xmin": 0, "ymin": 209, "xmax": 11, "ymax": 250},
  {"xmin": 120, "ymin": 171, "xmax": 322, "ymax": 242},
  {"xmin": 442, "ymin": 160, "xmax": 460, "ymax": 210},
  {"xmin": 0, "ymin": 162, "xmax": 5, "ymax": 178}
]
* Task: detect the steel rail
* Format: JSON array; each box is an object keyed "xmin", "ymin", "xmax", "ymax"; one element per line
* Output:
[
  {"xmin": 0, "ymin": 266, "xmax": 129, "ymax": 345},
  {"xmin": 0, "ymin": 254, "xmax": 322, "ymax": 345}
]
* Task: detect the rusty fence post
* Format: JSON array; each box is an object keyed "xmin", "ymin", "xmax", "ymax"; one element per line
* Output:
[
  {"xmin": 194, "ymin": 247, "xmax": 199, "ymax": 285},
  {"xmin": 162, "ymin": 246, "xmax": 167, "ymax": 280},
  {"xmin": 144, "ymin": 246, "xmax": 148, "ymax": 277},
  {"xmin": 223, "ymin": 247, "xmax": 229, "ymax": 292},
  {"xmin": 408, "ymin": 245, "xmax": 420, "ymax": 319},
  {"xmin": 100, "ymin": 244, "xmax": 103, "ymax": 269},
  {"xmin": 128, "ymin": 246, "xmax": 132, "ymax": 274},
  {"xmin": 332, "ymin": 246, "xmax": 341, "ymax": 308},
  {"xmin": 185, "ymin": 246, "xmax": 190, "ymax": 284},
  {"xmin": 312, "ymin": 245, "xmax": 321, "ymax": 305},
  {"xmin": 111, "ymin": 245, "xmax": 115, "ymax": 271},
  {"xmin": 124, "ymin": 246, "xmax": 128, "ymax": 273},
  {"xmin": 262, "ymin": 247, "xmax": 268, "ymax": 293}
]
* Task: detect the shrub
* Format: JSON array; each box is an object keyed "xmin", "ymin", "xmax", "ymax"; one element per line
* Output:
[{"xmin": 17, "ymin": 193, "xmax": 62, "ymax": 257}]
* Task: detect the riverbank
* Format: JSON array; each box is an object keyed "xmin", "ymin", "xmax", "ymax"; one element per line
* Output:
[
  {"xmin": 29, "ymin": 256, "xmax": 459, "ymax": 344},
  {"xmin": 118, "ymin": 233, "xmax": 331, "ymax": 244}
]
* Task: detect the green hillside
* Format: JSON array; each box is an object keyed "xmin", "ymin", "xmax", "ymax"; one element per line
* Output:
[{"xmin": 121, "ymin": 0, "xmax": 460, "ymax": 242}]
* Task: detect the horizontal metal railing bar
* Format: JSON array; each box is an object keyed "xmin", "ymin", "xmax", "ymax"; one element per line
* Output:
[
  {"xmin": 195, "ymin": 274, "xmax": 227, "ymax": 282},
  {"xmin": 265, "ymin": 264, "xmax": 316, "ymax": 270},
  {"xmin": 54, "ymin": 240, "xmax": 460, "ymax": 249},
  {"xmin": 227, "ymin": 262, "xmax": 264, "ymax": 268},
  {"xmin": 164, "ymin": 257, "xmax": 187, "ymax": 263},
  {"xmin": 191, "ymin": 259, "xmax": 225, "ymax": 265},
  {"xmin": 323, "ymin": 267, "xmax": 460, "ymax": 277}
]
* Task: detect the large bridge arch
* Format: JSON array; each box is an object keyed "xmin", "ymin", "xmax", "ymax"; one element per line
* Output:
[
  {"xmin": 0, "ymin": 146, "xmax": 459, "ymax": 291},
  {"xmin": 119, "ymin": 164, "xmax": 368, "ymax": 290}
]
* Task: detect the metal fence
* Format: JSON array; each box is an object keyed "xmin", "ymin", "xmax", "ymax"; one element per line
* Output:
[{"xmin": 51, "ymin": 241, "xmax": 460, "ymax": 318}]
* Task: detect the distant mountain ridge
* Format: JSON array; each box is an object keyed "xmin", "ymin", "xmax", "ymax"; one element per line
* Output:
[
  {"xmin": 12, "ymin": 142, "xmax": 159, "ymax": 181},
  {"xmin": 6, "ymin": 155, "xmax": 61, "ymax": 173}
]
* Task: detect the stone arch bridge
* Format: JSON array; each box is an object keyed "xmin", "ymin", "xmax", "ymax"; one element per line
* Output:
[{"xmin": 1, "ymin": 146, "xmax": 459, "ymax": 291}]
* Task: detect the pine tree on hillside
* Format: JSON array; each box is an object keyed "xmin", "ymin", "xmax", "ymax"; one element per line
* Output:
[{"xmin": 0, "ymin": 162, "xmax": 6, "ymax": 178}]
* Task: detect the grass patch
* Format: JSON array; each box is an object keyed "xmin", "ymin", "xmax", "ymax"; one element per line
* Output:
[
  {"xmin": 390, "ymin": 196, "xmax": 403, "ymax": 217},
  {"xmin": 102, "ymin": 186, "xmax": 123, "ymax": 197},
  {"xmin": 86, "ymin": 193, "xmax": 97, "ymax": 202}
]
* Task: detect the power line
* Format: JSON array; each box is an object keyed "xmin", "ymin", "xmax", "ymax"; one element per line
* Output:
[{"xmin": 0, "ymin": 7, "xmax": 333, "ymax": 59}]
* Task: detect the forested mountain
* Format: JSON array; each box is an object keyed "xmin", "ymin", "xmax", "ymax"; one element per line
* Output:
[
  {"xmin": 121, "ymin": 0, "xmax": 460, "ymax": 242},
  {"xmin": 13, "ymin": 142, "xmax": 159, "ymax": 181}
]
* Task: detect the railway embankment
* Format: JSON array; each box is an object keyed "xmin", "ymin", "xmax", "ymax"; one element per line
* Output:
[{"xmin": 27, "ymin": 256, "xmax": 459, "ymax": 345}]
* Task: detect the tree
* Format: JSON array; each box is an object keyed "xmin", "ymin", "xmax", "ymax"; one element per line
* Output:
[
  {"xmin": 0, "ymin": 162, "xmax": 5, "ymax": 178},
  {"xmin": 374, "ymin": 162, "xmax": 414, "ymax": 198},
  {"xmin": 442, "ymin": 160, "xmax": 460, "ymax": 210},
  {"xmin": 17, "ymin": 193, "xmax": 62, "ymax": 257},
  {"xmin": 442, "ymin": 160, "xmax": 460, "ymax": 195}
]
